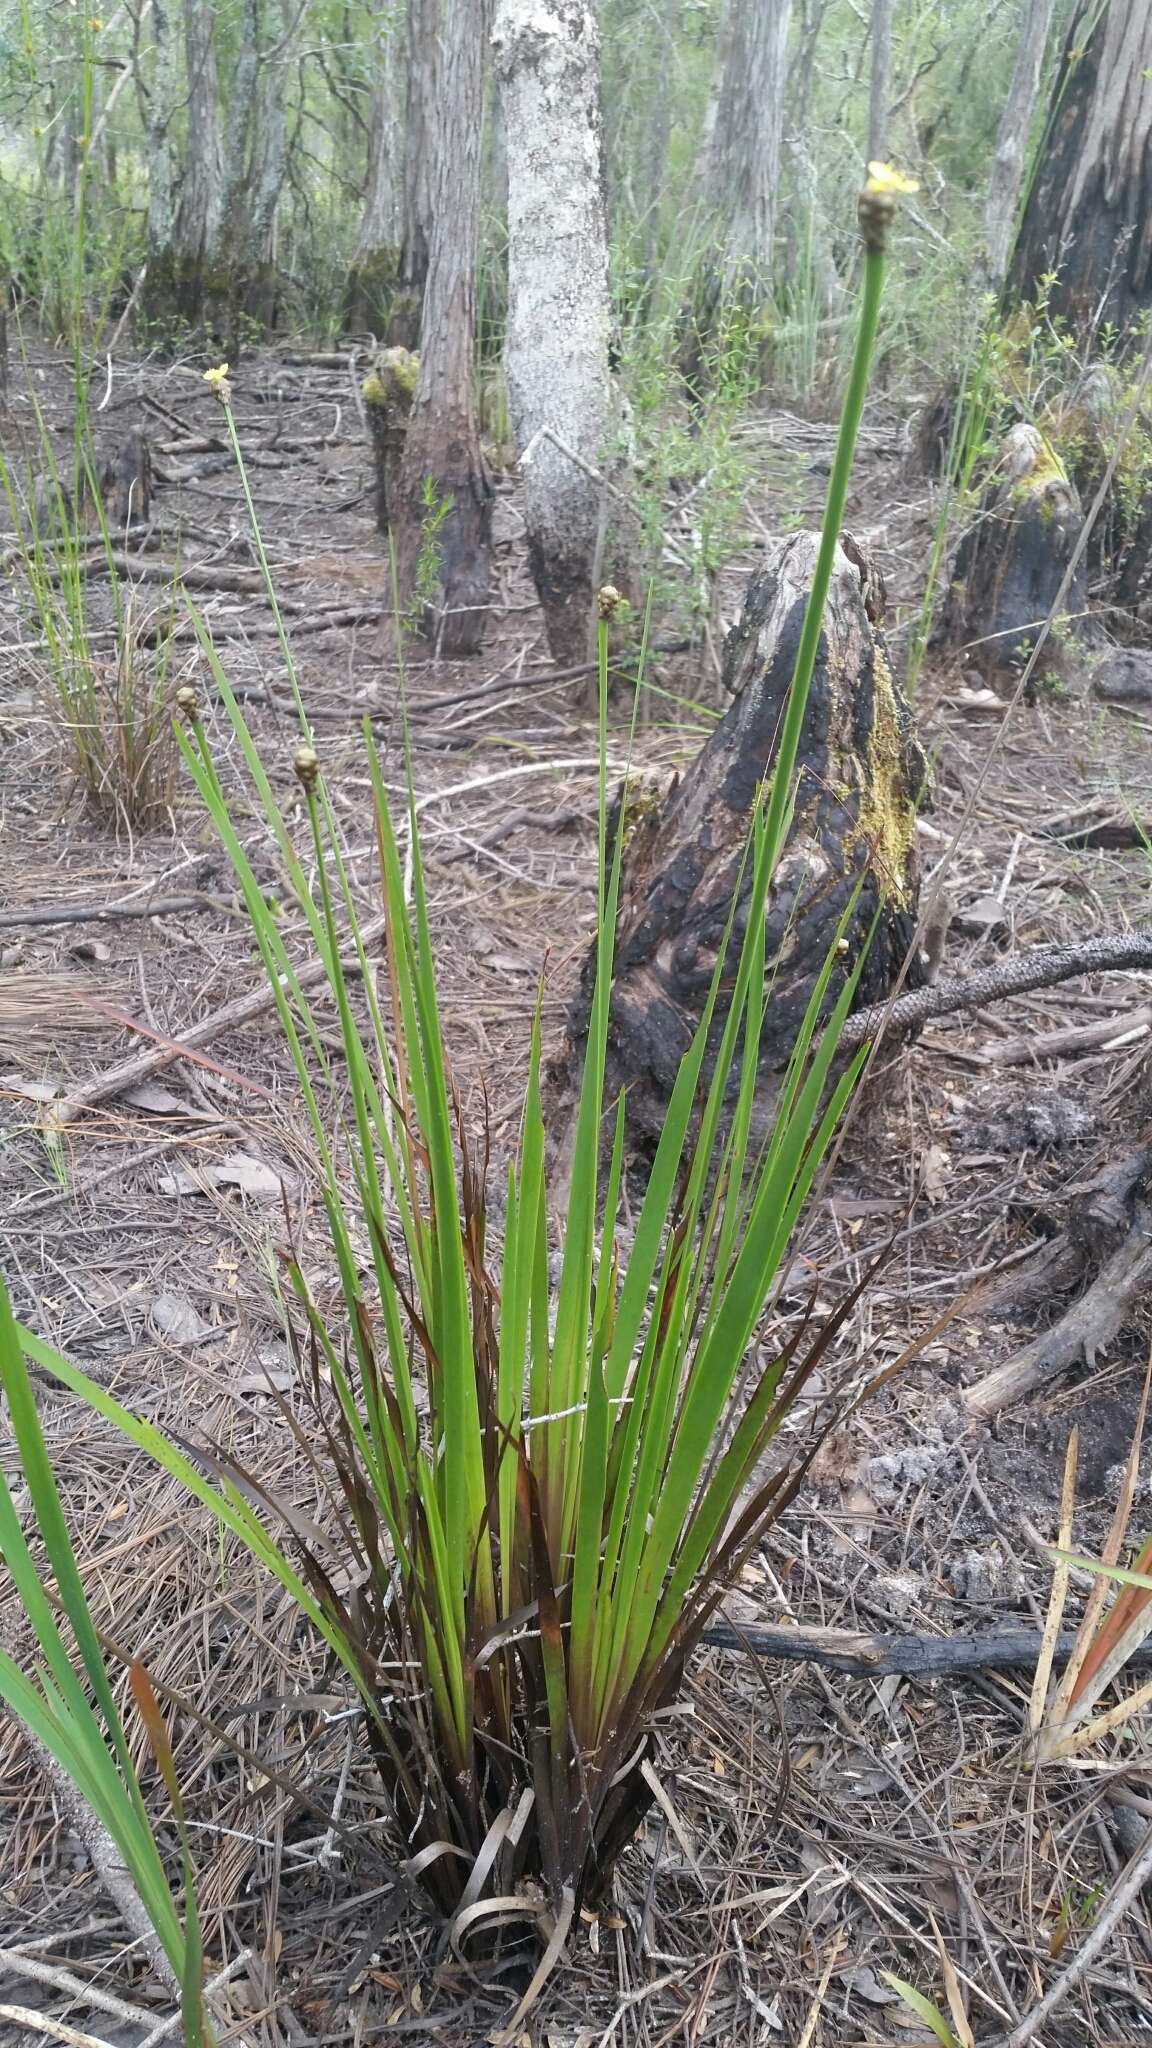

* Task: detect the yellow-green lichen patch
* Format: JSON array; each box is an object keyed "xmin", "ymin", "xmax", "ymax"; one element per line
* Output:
[
  {"xmin": 1009, "ymin": 435, "xmax": 1068, "ymax": 502},
  {"xmin": 362, "ymin": 347, "xmax": 420, "ymax": 412},
  {"xmin": 848, "ymin": 643, "xmax": 918, "ymax": 900},
  {"xmin": 616, "ymin": 772, "xmax": 667, "ymax": 852}
]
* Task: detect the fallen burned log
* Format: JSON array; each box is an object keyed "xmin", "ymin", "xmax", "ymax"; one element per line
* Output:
[
  {"xmin": 701, "ymin": 1617, "xmax": 1152, "ymax": 1678},
  {"xmin": 555, "ymin": 530, "xmax": 927, "ymax": 1145}
]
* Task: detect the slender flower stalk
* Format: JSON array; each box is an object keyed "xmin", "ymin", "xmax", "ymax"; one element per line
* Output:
[{"xmin": 757, "ymin": 161, "xmax": 917, "ymax": 867}]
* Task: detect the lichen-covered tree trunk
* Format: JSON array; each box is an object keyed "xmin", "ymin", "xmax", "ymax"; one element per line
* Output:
[
  {"xmin": 363, "ymin": 347, "xmax": 418, "ymax": 534},
  {"xmin": 982, "ymin": 0, "xmax": 1055, "ymax": 288},
  {"xmin": 493, "ymin": 0, "xmax": 632, "ymax": 667},
  {"xmin": 345, "ymin": 4, "xmax": 406, "ymax": 334},
  {"xmin": 557, "ymin": 533, "xmax": 926, "ymax": 1147},
  {"xmin": 392, "ymin": 0, "xmax": 492, "ymax": 659},
  {"xmin": 1007, "ymin": 0, "xmax": 1152, "ymax": 336},
  {"xmin": 936, "ymin": 423, "xmax": 1087, "ymax": 683}
]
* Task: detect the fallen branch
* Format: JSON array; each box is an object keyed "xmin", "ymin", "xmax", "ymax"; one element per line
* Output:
[
  {"xmin": 979, "ymin": 1144, "xmax": 1152, "ymax": 1314},
  {"xmin": 978, "ymin": 1005, "xmax": 1152, "ymax": 1065},
  {"xmin": 58, "ymin": 911, "xmax": 387, "ymax": 1124},
  {"xmin": 0, "ymin": 2005, "xmax": 119, "ymax": 2048},
  {"xmin": 279, "ymin": 349, "xmax": 370, "ymax": 369},
  {"xmin": 0, "ymin": 892, "xmax": 234, "ymax": 932},
  {"xmin": 27, "ymin": 1736, "xmax": 180, "ymax": 2000},
  {"xmin": 842, "ymin": 927, "xmax": 1152, "ymax": 1051},
  {"xmin": 165, "ymin": 602, "xmax": 386, "ymax": 642},
  {"xmin": 964, "ymin": 1202, "xmax": 1152, "ymax": 1418},
  {"xmin": 701, "ymin": 1618, "xmax": 1152, "ymax": 1676}
]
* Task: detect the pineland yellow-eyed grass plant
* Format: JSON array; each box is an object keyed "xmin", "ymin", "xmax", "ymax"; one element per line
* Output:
[
  {"xmin": 6, "ymin": 166, "xmax": 919, "ymax": 2026},
  {"xmin": 0, "ymin": 1280, "xmax": 209, "ymax": 2041}
]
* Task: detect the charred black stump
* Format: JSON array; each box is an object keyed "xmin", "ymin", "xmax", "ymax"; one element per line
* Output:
[
  {"xmin": 555, "ymin": 530, "xmax": 928, "ymax": 1150},
  {"xmin": 935, "ymin": 423, "xmax": 1087, "ymax": 685}
]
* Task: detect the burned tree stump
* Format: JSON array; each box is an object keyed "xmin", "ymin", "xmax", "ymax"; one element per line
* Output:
[
  {"xmin": 98, "ymin": 427, "xmax": 153, "ymax": 529},
  {"xmin": 936, "ymin": 423, "xmax": 1087, "ymax": 684},
  {"xmin": 558, "ymin": 531, "xmax": 927, "ymax": 1147},
  {"xmin": 362, "ymin": 347, "xmax": 418, "ymax": 534}
]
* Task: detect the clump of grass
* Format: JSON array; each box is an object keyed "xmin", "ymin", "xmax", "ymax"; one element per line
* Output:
[
  {"xmin": 53, "ymin": 592, "xmax": 179, "ymax": 827},
  {"xmin": 3, "ymin": 450, "xmax": 179, "ymax": 828},
  {"xmin": 6, "ymin": 166, "xmax": 921, "ymax": 2029}
]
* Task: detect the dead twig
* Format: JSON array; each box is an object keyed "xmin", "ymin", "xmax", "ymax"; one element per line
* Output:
[
  {"xmin": 57, "ymin": 911, "xmax": 387, "ymax": 1123},
  {"xmin": 0, "ymin": 893, "xmax": 236, "ymax": 932},
  {"xmin": 27, "ymin": 1736, "xmax": 180, "ymax": 2000},
  {"xmin": 980, "ymin": 1005, "xmax": 1152, "ymax": 1065}
]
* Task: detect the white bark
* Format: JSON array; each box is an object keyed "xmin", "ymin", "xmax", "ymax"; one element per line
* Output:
[
  {"xmin": 247, "ymin": 0, "xmax": 292, "ymax": 268},
  {"xmin": 492, "ymin": 0, "xmax": 625, "ymax": 663},
  {"xmin": 983, "ymin": 0, "xmax": 1054, "ymax": 286},
  {"xmin": 704, "ymin": 0, "xmax": 793, "ymax": 292}
]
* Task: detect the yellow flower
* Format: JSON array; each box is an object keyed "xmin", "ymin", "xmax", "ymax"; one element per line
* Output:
[
  {"xmin": 203, "ymin": 363, "xmax": 233, "ymax": 403},
  {"xmin": 864, "ymin": 161, "xmax": 920, "ymax": 198}
]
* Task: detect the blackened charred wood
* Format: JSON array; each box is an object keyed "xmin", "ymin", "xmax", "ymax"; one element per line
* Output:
[
  {"xmin": 559, "ymin": 530, "xmax": 926, "ymax": 1145},
  {"xmin": 362, "ymin": 347, "xmax": 418, "ymax": 534},
  {"xmin": 702, "ymin": 1618, "xmax": 1152, "ymax": 1678},
  {"xmin": 99, "ymin": 426, "xmax": 153, "ymax": 529},
  {"xmin": 936, "ymin": 423, "xmax": 1087, "ymax": 683}
]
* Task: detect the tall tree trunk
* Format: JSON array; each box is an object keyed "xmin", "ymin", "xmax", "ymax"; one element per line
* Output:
[
  {"xmin": 641, "ymin": 14, "xmax": 674, "ymax": 283},
  {"xmin": 983, "ymin": 0, "xmax": 1055, "ymax": 288},
  {"xmin": 387, "ymin": 0, "xmax": 436, "ymax": 346},
  {"xmin": 866, "ymin": 0, "xmax": 892, "ymax": 163},
  {"xmin": 139, "ymin": 0, "xmax": 178, "ymax": 329},
  {"xmin": 493, "ymin": 0, "xmax": 630, "ymax": 667},
  {"xmin": 171, "ymin": 0, "xmax": 224, "ymax": 316},
  {"xmin": 1007, "ymin": 0, "xmax": 1152, "ymax": 338},
  {"xmin": 702, "ymin": 0, "xmax": 793, "ymax": 296},
  {"xmin": 202, "ymin": 0, "xmax": 259, "ymax": 338},
  {"xmin": 393, "ymin": 0, "xmax": 492, "ymax": 658},
  {"xmin": 345, "ymin": 3, "xmax": 406, "ymax": 333},
  {"xmin": 242, "ymin": 0, "xmax": 292, "ymax": 329}
]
